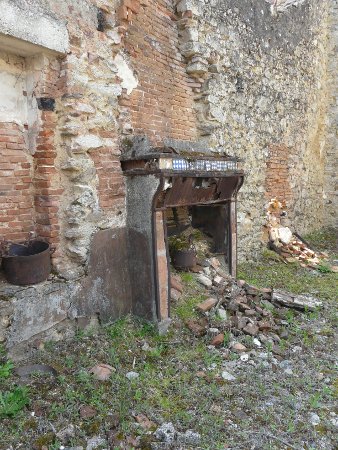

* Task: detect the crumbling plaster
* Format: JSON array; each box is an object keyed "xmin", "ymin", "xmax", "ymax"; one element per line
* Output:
[
  {"xmin": 0, "ymin": 0, "xmax": 69, "ymax": 55},
  {"xmin": 0, "ymin": 52, "xmax": 28, "ymax": 125},
  {"xmin": 0, "ymin": 0, "xmax": 336, "ymax": 358}
]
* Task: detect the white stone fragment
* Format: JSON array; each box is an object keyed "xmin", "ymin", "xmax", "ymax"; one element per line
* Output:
[
  {"xmin": 309, "ymin": 412, "xmax": 321, "ymax": 426},
  {"xmin": 126, "ymin": 371, "xmax": 139, "ymax": 380},
  {"xmin": 197, "ymin": 274, "xmax": 212, "ymax": 288},
  {"xmin": 277, "ymin": 227, "xmax": 293, "ymax": 245},
  {"xmin": 253, "ymin": 338, "xmax": 262, "ymax": 348},
  {"xmin": 221, "ymin": 370, "xmax": 236, "ymax": 381}
]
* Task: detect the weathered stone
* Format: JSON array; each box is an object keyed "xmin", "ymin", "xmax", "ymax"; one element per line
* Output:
[
  {"xmin": 221, "ymin": 370, "xmax": 236, "ymax": 381},
  {"xmin": 86, "ymin": 437, "xmax": 107, "ymax": 450},
  {"xmin": 185, "ymin": 318, "xmax": 208, "ymax": 336},
  {"xmin": 170, "ymin": 275, "xmax": 183, "ymax": 293},
  {"xmin": 197, "ymin": 274, "xmax": 213, "ymax": 288},
  {"xmin": 196, "ymin": 297, "xmax": 217, "ymax": 312},
  {"xmin": 232, "ymin": 342, "xmax": 247, "ymax": 352},
  {"xmin": 154, "ymin": 422, "xmax": 177, "ymax": 444},
  {"xmin": 211, "ymin": 333, "xmax": 224, "ymax": 346},
  {"xmin": 80, "ymin": 406, "xmax": 97, "ymax": 419},
  {"xmin": 216, "ymin": 308, "xmax": 227, "ymax": 320},
  {"xmin": 272, "ymin": 290, "xmax": 323, "ymax": 311},
  {"xmin": 126, "ymin": 371, "xmax": 139, "ymax": 381},
  {"xmin": 258, "ymin": 321, "xmax": 272, "ymax": 331},
  {"xmin": 213, "ymin": 275, "xmax": 224, "ymax": 286},
  {"xmin": 56, "ymin": 425, "xmax": 75, "ymax": 443},
  {"xmin": 90, "ymin": 364, "xmax": 115, "ymax": 381},
  {"xmin": 208, "ymin": 327, "xmax": 220, "ymax": 337},
  {"xmin": 243, "ymin": 323, "xmax": 259, "ymax": 336}
]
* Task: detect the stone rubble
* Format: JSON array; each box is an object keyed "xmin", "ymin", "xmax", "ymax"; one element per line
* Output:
[
  {"xmin": 172, "ymin": 252, "xmax": 324, "ymax": 355},
  {"xmin": 154, "ymin": 422, "xmax": 201, "ymax": 447},
  {"xmin": 272, "ymin": 290, "xmax": 323, "ymax": 311},
  {"xmin": 266, "ymin": 199, "xmax": 332, "ymax": 270}
]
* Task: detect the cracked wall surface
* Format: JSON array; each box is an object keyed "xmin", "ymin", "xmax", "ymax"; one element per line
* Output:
[
  {"xmin": 175, "ymin": 0, "xmax": 335, "ymax": 258},
  {"xmin": 0, "ymin": 0, "xmax": 336, "ymax": 356}
]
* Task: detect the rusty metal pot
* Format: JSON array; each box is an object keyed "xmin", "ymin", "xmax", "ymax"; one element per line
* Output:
[
  {"xmin": 172, "ymin": 249, "xmax": 196, "ymax": 270},
  {"xmin": 2, "ymin": 240, "xmax": 51, "ymax": 285}
]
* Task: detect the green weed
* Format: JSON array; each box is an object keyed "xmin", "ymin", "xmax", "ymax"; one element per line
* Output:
[
  {"xmin": 0, "ymin": 360, "xmax": 14, "ymax": 379},
  {"xmin": 0, "ymin": 387, "xmax": 30, "ymax": 418}
]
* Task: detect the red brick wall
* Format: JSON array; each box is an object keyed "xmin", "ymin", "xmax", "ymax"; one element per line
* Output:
[
  {"xmin": 119, "ymin": 0, "xmax": 198, "ymax": 144},
  {"xmin": 90, "ymin": 134, "xmax": 125, "ymax": 212},
  {"xmin": 0, "ymin": 56, "xmax": 64, "ymax": 260},
  {"xmin": 33, "ymin": 111, "xmax": 62, "ymax": 252},
  {"xmin": 0, "ymin": 122, "xmax": 35, "ymax": 242},
  {"xmin": 32, "ymin": 59, "xmax": 64, "ymax": 256},
  {"xmin": 265, "ymin": 144, "xmax": 292, "ymax": 203}
]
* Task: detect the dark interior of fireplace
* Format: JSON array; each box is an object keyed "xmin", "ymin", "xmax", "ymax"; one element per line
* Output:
[{"xmin": 166, "ymin": 204, "xmax": 230, "ymax": 268}]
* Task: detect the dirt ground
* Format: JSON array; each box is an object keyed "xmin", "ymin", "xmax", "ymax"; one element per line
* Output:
[{"xmin": 0, "ymin": 229, "xmax": 337, "ymax": 450}]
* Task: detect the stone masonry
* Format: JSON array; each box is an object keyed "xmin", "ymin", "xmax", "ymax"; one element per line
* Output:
[{"xmin": 0, "ymin": 0, "xmax": 336, "ymax": 356}]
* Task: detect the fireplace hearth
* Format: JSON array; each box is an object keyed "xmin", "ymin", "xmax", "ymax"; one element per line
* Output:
[{"xmin": 121, "ymin": 138, "xmax": 244, "ymax": 325}]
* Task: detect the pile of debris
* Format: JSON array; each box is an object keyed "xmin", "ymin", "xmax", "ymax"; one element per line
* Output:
[
  {"xmin": 171, "ymin": 256, "xmax": 322, "ymax": 353},
  {"xmin": 266, "ymin": 198, "xmax": 328, "ymax": 269}
]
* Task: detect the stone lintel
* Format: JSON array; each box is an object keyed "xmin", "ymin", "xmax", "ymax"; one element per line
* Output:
[{"xmin": 0, "ymin": 0, "xmax": 69, "ymax": 56}]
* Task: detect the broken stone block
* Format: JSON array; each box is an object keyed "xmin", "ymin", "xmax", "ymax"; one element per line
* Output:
[
  {"xmin": 272, "ymin": 290, "xmax": 322, "ymax": 311},
  {"xmin": 170, "ymin": 275, "xmax": 183, "ymax": 293},
  {"xmin": 185, "ymin": 318, "xmax": 208, "ymax": 336},
  {"xmin": 208, "ymin": 327, "xmax": 220, "ymax": 337},
  {"xmin": 213, "ymin": 275, "xmax": 224, "ymax": 287},
  {"xmin": 234, "ymin": 316, "xmax": 248, "ymax": 330},
  {"xmin": 243, "ymin": 323, "xmax": 259, "ymax": 336},
  {"xmin": 221, "ymin": 370, "xmax": 236, "ymax": 381},
  {"xmin": 197, "ymin": 274, "xmax": 212, "ymax": 288},
  {"xmin": 258, "ymin": 320, "xmax": 272, "ymax": 331},
  {"xmin": 228, "ymin": 300, "xmax": 239, "ymax": 312},
  {"xmin": 196, "ymin": 297, "xmax": 217, "ymax": 312},
  {"xmin": 244, "ymin": 284, "xmax": 260, "ymax": 295},
  {"xmin": 217, "ymin": 308, "xmax": 227, "ymax": 320},
  {"xmin": 90, "ymin": 364, "xmax": 115, "ymax": 381},
  {"xmin": 211, "ymin": 333, "xmax": 224, "ymax": 346},
  {"xmin": 232, "ymin": 342, "xmax": 247, "ymax": 352},
  {"xmin": 154, "ymin": 422, "xmax": 176, "ymax": 444},
  {"xmin": 238, "ymin": 303, "xmax": 251, "ymax": 312},
  {"xmin": 210, "ymin": 257, "xmax": 221, "ymax": 269}
]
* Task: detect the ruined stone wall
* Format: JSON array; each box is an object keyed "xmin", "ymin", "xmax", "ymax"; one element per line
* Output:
[
  {"xmin": 323, "ymin": 0, "xmax": 338, "ymax": 228},
  {"xmin": 176, "ymin": 0, "xmax": 333, "ymax": 259}
]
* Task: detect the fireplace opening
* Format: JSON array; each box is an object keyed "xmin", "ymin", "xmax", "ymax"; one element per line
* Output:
[
  {"xmin": 122, "ymin": 138, "xmax": 244, "ymax": 325},
  {"xmin": 166, "ymin": 205, "xmax": 229, "ymax": 260}
]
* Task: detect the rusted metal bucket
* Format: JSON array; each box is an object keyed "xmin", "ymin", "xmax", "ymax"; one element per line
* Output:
[
  {"xmin": 2, "ymin": 240, "xmax": 51, "ymax": 285},
  {"xmin": 172, "ymin": 249, "xmax": 196, "ymax": 270}
]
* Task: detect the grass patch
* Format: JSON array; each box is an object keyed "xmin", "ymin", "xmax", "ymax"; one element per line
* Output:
[
  {"xmin": 1, "ymin": 230, "xmax": 337, "ymax": 449},
  {"xmin": 238, "ymin": 251, "xmax": 337, "ymax": 302},
  {"xmin": 303, "ymin": 227, "xmax": 337, "ymax": 254},
  {"xmin": 174, "ymin": 294, "xmax": 205, "ymax": 320},
  {"xmin": 0, "ymin": 387, "xmax": 30, "ymax": 418}
]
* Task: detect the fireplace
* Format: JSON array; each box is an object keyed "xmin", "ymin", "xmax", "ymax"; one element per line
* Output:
[{"xmin": 121, "ymin": 138, "xmax": 244, "ymax": 325}]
